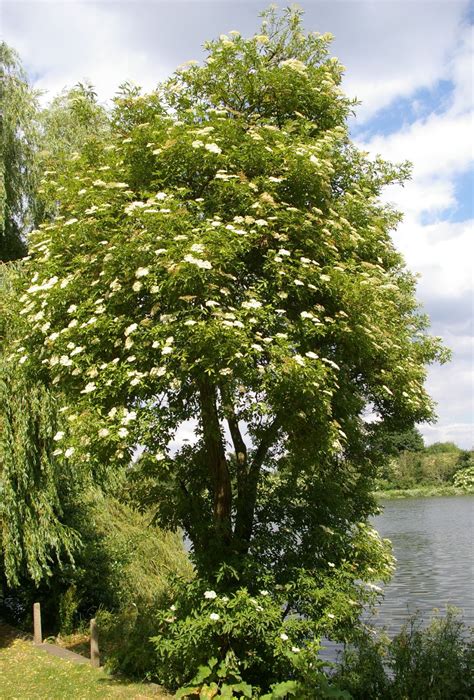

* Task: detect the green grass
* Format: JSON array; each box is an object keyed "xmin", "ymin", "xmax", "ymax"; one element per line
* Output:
[
  {"xmin": 0, "ymin": 624, "xmax": 171, "ymax": 700},
  {"xmin": 374, "ymin": 484, "xmax": 469, "ymax": 500}
]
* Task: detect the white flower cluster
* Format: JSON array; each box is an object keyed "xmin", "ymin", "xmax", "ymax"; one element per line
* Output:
[
  {"xmin": 183, "ymin": 254, "xmax": 212, "ymax": 270},
  {"xmin": 279, "ymin": 58, "xmax": 307, "ymax": 74},
  {"xmin": 241, "ymin": 299, "xmax": 261, "ymax": 310},
  {"xmin": 321, "ymin": 357, "xmax": 340, "ymax": 371},
  {"xmin": 135, "ymin": 267, "xmax": 150, "ymax": 278},
  {"xmin": 124, "ymin": 201, "xmax": 147, "ymax": 215},
  {"xmin": 122, "ymin": 408, "xmax": 137, "ymax": 425},
  {"xmin": 191, "ymin": 140, "xmax": 222, "ymax": 154}
]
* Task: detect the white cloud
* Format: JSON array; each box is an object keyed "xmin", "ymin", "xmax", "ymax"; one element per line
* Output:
[
  {"xmin": 364, "ymin": 110, "xmax": 473, "ymax": 182},
  {"xmin": 420, "ymin": 422, "xmax": 473, "ymax": 449},
  {"xmin": 3, "ymin": 1, "xmax": 169, "ymax": 101},
  {"xmin": 355, "ymin": 16, "xmax": 473, "ymax": 448},
  {"xmin": 450, "ymin": 23, "xmax": 474, "ymax": 114},
  {"xmin": 3, "ymin": 0, "xmax": 471, "ymax": 116},
  {"xmin": 357, "ymin": 22, "xmax": 473, "ymax": 298},
  {"xmin": 420, "ymin": 358, "xmax": 474, "ymax": 449},
  {"xmin": 338, "ymin": 0, "xmax": 470, "ymax": 120},
  {"xmin": 393, "ymin": 219, "xmax": 473, "ymax": 301}
]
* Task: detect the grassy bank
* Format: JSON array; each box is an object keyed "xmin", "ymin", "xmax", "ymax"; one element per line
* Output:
[
  {"xmin": 0, "ymin": 623, "xmax": 171, "ymax": 700},
  {"xmin": 374, "ymin": 485, "xmax": 470, "ymax": 500}
]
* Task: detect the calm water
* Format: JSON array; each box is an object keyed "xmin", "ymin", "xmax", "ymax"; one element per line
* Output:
[{"xmin": 371, "ymin": 495, "xmax": 474, "ymax": 632}]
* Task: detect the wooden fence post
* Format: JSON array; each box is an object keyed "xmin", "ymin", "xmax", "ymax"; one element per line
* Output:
[
  {"xmin": 33, "ymin": 602, "xmax": 42, "ymax": 644},
  {"xmin": 90, "ymin": 617, "xmax": 100, "ymax": 667}
]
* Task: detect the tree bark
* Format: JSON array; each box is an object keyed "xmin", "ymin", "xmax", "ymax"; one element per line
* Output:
[
  {"xmin": 220, "ymin": 387, "xmax": 250, "ymax": 549},
  {"xmin": 199, "ymin": 378, "xmax": 232, "ymax": 543}
]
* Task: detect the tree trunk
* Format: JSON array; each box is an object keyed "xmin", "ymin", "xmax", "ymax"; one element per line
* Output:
[{"xmin": 198, "ymin": 378, "xmax": 233, "ymax": 544}]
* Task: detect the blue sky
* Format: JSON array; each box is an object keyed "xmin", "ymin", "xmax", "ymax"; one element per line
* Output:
[{"xmin": 2, "ymin": 0, "xmax": 473, "ymax": 447}]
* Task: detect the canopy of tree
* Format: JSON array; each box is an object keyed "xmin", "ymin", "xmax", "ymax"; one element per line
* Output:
[{"xmin": 4, "ymin": 9, "xmax": 448, "ymax": 589}]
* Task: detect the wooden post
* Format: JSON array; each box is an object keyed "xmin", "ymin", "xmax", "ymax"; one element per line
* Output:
[
  {"xmin": 33, "ymin": 602, "xmax": 42, "ymax": 644},
  {"xmin": 90, "ymin": 618, "xmax": 100, "ymax": 667}
]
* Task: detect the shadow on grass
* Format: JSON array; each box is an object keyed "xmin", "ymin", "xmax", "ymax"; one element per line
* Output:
[
  {"xmin": 0, "ymin": 620, "xmax": 30, "ymax": 649},
  {"xmin": 95, "ymin": 673, "xmax": 170, "ymax": 696}
]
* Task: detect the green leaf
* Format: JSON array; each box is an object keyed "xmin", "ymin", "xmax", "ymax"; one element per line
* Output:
[
  {"xmin": 191, "ymin": 665, "xmax": 212, "ymax": 684},
  {"xmin": 267, "ymin": 681, "xmax": 300, "ymax": 698},
  {"xmin": 175, "ymin": 686, "xmax": 200, "ymax": 698},
  {"xmin": 231, "ymin": 682, "xmax": 253, "ymax": 697}
]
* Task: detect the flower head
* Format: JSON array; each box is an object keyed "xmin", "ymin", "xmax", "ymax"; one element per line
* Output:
[
  {"xmin": 135, "ymin": 267, "xmax": 150, "ymax": 278},
  {"xmin": 81, "ymin": 382, "xmax": 96, "ymax": 394},
  {"xmin": 205, "ymin": 143, "xmax": 221, "ymax": 155}
]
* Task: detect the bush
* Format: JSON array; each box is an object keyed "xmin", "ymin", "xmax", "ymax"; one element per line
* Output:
[
  {"xmin": 97, "ymin": 604, "xmax": 167, "ymax": 680},
  {"xmin": 424, "ymin": 442, "xmax": 461, "ymax": 454},
  {"xmin": 58, "ymin": 585, "xmax": 81, "ymax": 635},
  {"xmin": 151, "ymin": 574, "xmax": 292, "ymax": 690},
  {"xmin": 335, "ymin": 609, "xmax": 474, "ymax": 700},
  {"xmin": 65, "ymin": 493, "xmax": 192, "ymax": 617},
  {"xmin": 73, "ymin": 493, "xmax": 194, "ymax": 677},
  {"xmin": 147, "ymin": 552, "xmax": 392, "ymax": 694}
]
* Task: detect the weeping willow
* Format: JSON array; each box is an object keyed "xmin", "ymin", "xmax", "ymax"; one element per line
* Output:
[
  {"xmin": 0, "ymin": 365, "xmax": 81, "ymax": 585},
  {"xmin": 0, "ymin": 264, "xmax": 79, "ymax": 585}
]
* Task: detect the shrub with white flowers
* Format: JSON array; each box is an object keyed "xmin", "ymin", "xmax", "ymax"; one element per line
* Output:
[{"xmin": 7, "ymin": 6, "xmax": 448, "ymax": 691}]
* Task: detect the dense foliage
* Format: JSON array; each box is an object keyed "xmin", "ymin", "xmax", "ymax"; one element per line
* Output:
[
  {"xmin": 1, "ymin": 491, "xmax": 191, "ymax": 637},
  {"xmin": 334, "ymin": 609, "xmax": 474, "ymax": 700},
  {"xmin": 150, "ymin": 522, "xmax": 392, "ymax": 690},
  {"xmin": 0, "ymin": 263, "xmax": 80, "ymax": 585}
]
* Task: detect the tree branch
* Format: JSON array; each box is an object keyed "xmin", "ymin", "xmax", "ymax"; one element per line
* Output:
[
  {"xmin": 219, "ymin": 385, "xmax": 247, "ymax": 466},
  {"xmin": 251, "ymin": 416, "xmax": 281, "ymax": 475},
  {"xmin": 234, "ymin": 415, "xmax": 281, "ymax": 548}
]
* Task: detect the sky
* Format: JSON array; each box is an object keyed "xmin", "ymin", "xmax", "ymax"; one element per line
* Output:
[{"xmin": 2, "ymin": 0, "xmax": 473, "ymax": 448}]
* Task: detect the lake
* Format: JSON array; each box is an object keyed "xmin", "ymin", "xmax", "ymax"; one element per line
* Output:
[{"xmin": 371, "ymin": 494, "xmax": 474, "ymax": 633}]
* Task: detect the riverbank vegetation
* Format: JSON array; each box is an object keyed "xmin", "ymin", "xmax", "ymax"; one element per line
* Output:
[
  {"xmin": 1, "ymin": 7, "xmax": 469, "ymax": 696},
  {"xmin": 372, "ymin": 429, "xmax": 474, "ymax": 496},
  {"xmin": 334, "ymin": 609, "xmax": 474, "ymax": 700}
]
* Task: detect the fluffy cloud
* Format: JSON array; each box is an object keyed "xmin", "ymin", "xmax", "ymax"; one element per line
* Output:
[
  {"xmin": 336, "ymin": 1, "xmax": 470, "ymax": 120},
  {"xmin": 357, "ymin": 22, "xmax": 473, "ymax": 447},
  {"xmin": 3, "ymin": 0, "xmax": 470, "ymax": 114},
  {"xmin": 3, "ymin": 1, "xmax": 169, "ymax": 101}
]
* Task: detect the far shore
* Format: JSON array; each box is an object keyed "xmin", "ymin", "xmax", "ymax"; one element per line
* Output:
[{"xmin": 374, "ymin": 485, "xmax": 472, "ymax": 500}]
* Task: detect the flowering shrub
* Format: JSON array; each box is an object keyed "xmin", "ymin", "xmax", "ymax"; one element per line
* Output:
[
  {"xmin": 150, "ymin": 543, "xmax": 392, "ymax": 693},
  {"xmin": 5, "ymin": 5, "xmax": 448, "ymax": 689}
]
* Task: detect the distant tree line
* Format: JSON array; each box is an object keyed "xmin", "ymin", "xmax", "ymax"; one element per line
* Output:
[{"xmin": 373, "ymin": 427, "xmax": 473, "ymax": 490}]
